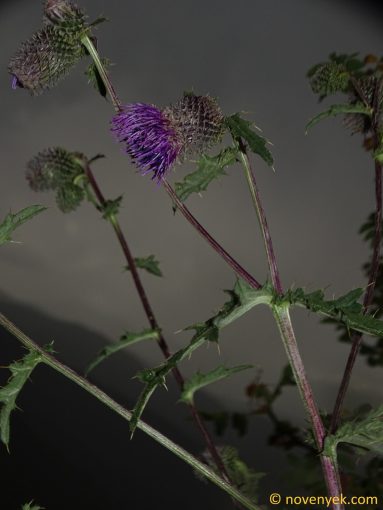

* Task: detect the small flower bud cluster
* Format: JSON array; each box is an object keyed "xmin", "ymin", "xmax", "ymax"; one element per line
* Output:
[
  {"xmin": 111, "ymin": 94, "xmax": 225, "ymax": 181},
  {"xmin": 27, "ymin": 147, "xmax": 86, "ymax": 212},
  {"xmin": 8, "ymin": 1, "xmax": 87, "ymax": 94},
  {"xmin": 309, "ymin": 62, "xmax": 350, "ymax": 97}
]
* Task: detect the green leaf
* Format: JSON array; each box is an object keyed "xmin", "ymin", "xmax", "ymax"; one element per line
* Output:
[
  {"xmin": 226, "ymin": 114, "xmax": 273, "ymax": 166},
  {"xmin": 374, "ymin": 146, "xmax": 383, "ymax": 164},
  {"xmin": 284, "ymin": 286, "xmax": 383, "ymax": 338},
  {"xmin": 127, "ymin": 256, "xmax": 162, "ymax": 277},
  {"xmin": 22, "ymin": 502, "xmax": 44, "ymax": 510},
  {"xmin": 0, "ymin": 206, "xmax": 47, "ymax": 246},
  {"xmin": 305, "ymin": 103, "xmax": 372, "ymax": 133},
  {"xmin": 180, "ymin": 365, "xmax": 253, "ymax": 404},
  {"xmin": 129, "ymin": 281, "xmax": 272, "ymax": 435},
  {"xmin": 202, "ymin": 446, "xmax": 264, "ymax": 504},
  {"xmin": 324, "ymin": 405, "xmax": 383, "ymax": 459},
  {"xmin": 85, "ymin": 57, "xmax": 111, "ymax": 98},
  {"xmin": 85, "ymin": 329, "xmax": 159, "ymax": 375},
  {"xmin": 0, "ymin": 350, "xmax": 43, "ymax": 449},
  {"xmin": 102, "ymin": 196, "xmax": 123, "ymax": 220},
  {"xmin": 175, "ymin": 147, "xmax": 238, "ymax": 202}
]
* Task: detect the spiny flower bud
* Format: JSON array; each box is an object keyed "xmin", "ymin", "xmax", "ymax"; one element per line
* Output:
[
  {"xmin": 9, "ymin": 1, "xmax": 87, "ymax": 95},
  {"xmin": 27, "ymin": 147, "xmax": 86, "ymax": 212},
  {"xmin": 344, "ymin": 76, "xmax": 383, "ymax": 135},
  {"xmin": 309, "ymin": 62, "xmax": 350, "ymax": 97},
  {"xmin": 44, "ymin": 0, "xmax": 86, "ymax": 29},
  {"xmin": 111, "ymin": 94, "xmax": 225, "ymax": 181}
]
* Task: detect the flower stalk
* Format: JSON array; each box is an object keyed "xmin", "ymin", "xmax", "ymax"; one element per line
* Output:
[
  {"xmin": 83, "ymin": 163, "xmax": 235, "ymax": 489},
  {"xmin": 330, "ymin": 157, "xmax": 382, "ymax": 433},
  {"xmin": 162, "ymin": 179, "xmax": 262, "ymax": 290},
  {"xmin": 329, "ymin": 76, "xmax": 383, "ymax": 433}
]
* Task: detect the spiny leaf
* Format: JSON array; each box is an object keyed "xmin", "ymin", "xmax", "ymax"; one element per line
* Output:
[
  {"xmin": 308, "ymin": 61, "xmax": 350, "ymax": 97},
  {"xmin": 129, "ymin": 378, "xmax": 165, "ymax": 436},
  {"xmin": 85, "ymin": 57, "xmax": 111, "ymax": 98},
  {"xmin": 175, "ymin": 147, "xmax": 238, "ymax": 202},
  {"xmin": 0, "ymin": 206, "xmax": 47, "ymax": 246},
  {"xmin": 180, "ymin": 364, "xmax": 253, "ymax": 404},
  {"xmin": 201, "ymin": 446, "xmax": 264, "ymax": 504},
  {"xmin": 102, "ymin": 195, "xmax": 123, "ymax": 220},
  {"xmin": 126, "ymin": 256, "xmax": 162, "ymax": 277},
  {"xmin": 324, "ymin": 405, "xmax": 383, "ymax": 458},
  {"xmin": 305, "ymin": 103, "xmax": 372, "ymax": 133},
  {"xmin": 0, "ymin": 350, "xmax": 43, "ymax": 449},
  {"xmin": 284, "ymin": 287, "xmax": 383, "ymax": 338},
  {"xmin": 129, "ymin": 281, "xmax": 272, "ymax": 435},
  {"xmin": 85, "ymin": 329, "xmax": 160, "ymax": 375},
  {"xmin": 22, "ymin": 502, "xmax": 44, "ymax": 510},
  {"xmin": 226, "ymin": 114, "xmax": 273, "ymax": 166}
]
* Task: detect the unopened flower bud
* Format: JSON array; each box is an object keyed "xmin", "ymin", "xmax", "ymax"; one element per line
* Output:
[
  {"xmin": 9, "ymin": 1, "xmax": 87, "ymax": 95},
  {"xmin": 27, "ymin": 147, "xmax": 86, "ymax": 212}
]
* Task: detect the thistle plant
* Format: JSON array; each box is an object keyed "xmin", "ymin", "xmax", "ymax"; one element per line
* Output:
[{"xmin": 1, "ymin": 2, "xmax": 383, "ymax": 509}]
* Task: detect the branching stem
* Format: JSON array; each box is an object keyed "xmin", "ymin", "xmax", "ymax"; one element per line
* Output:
[
  {"xmin": 0, "ymin": 313, "xmax": 259, "ymax": 510},
  {"xmin": 162, "ymin": 180, "xmax": 262, "ymax": 290},
  {"xmin": 84, "ymin": 164, "xmax": 233, "ymax": 487},
  {"xmin": 237, "ymin": 144, "xmax": 344, "ymax": 509}
]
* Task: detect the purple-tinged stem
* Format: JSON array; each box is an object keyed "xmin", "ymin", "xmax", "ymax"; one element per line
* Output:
[
  {"xmin": 330, "ymin": 160, "xmax": 382, "ymax": 433},
  {"xmin": 237, "ymin": 145, "xmax": 344, "ymax": 508},
  {"xmin": 272, "ymin": 307, "xmax": 343, "ymax": 509},
  {"xmin": 84, "ymin": 164, "xmax": 234, "ymax": 489},
  {"xmin": 330, "ymin": 79, "xmax": 383, "ymax": 434},
  {"xmin": 237, "ymin": 143, "xmax": 283, "ymax": 294},
  {"xmin": 162, "ymin": 179, "xmax": 262, "ymax": 290}
]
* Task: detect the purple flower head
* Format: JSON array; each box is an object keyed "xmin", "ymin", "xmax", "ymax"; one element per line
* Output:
[
  {"xmin": 111, "ymin": 103, "xmax": 182, "ymax": 182},
  {"xmin": 11, "ymin": 75, "xmax": 22, "ymax": 90},
  {"xmin": 111, "ymin": 94, "xmax": 225, "ymax": 182}
]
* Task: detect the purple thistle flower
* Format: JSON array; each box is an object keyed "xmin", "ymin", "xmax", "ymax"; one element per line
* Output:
[
  {"xmin": 11, "ymin": 75, "xmax": 22, "ymax": 90},
  {"xmin": 111, "ymin": 94, "xmax": 225, "ymax": 182},
  {"xmin": 111, "ymin": 103, "xmax": 182, "ymax": 182}
]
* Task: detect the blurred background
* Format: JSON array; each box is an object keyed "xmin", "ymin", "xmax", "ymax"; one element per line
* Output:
[{"xmin": 0, "ymin": 0, "xmax": 382, "ymax": 508}]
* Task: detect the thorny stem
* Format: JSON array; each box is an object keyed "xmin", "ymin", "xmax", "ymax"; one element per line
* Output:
[
  {"xmin": 162, "ymin": 180, "xmax": 262, "ymax": 290},
  {"xmin": 80, "ymin": 33, "xmax": 338, "ymax": 504},
  {"xmin": 84, "ymin": 164, "xmax": 234, "ymax": 489},
  {"xmin": 237, "ymin": 144, "xmax": 344, "ymax": 508},
  {"xmin": 0, "ymin": 313, "xmax": 259, "ymax": 510}
]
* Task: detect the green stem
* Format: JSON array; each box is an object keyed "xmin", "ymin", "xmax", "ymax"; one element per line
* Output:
[
  {"xmin": 83, "ymin": 164, "xmax": 234, "ymax": 489},
  {"xmin": 0, "ymin": 313, "xmax": 259, "ymax": 510},
  {"xmin": 272, "ymin": 306, "xmax": 343, "ymax": 509},
  {"xmin": 237, "ymin": 145, "xmax": 282, "ymax": 293},
  {"xmin": 81, "ymin": 35, "xmax": 122, "ymax": 112},
  {"xmin": 236, "ymin": 142, "xmax": 343, "ymax": 508}
]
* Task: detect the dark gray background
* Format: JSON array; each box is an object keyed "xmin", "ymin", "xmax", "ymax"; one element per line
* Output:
[{"xmin": 0, "ymin": 1, "xmax": 382, "ymax": 508}]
